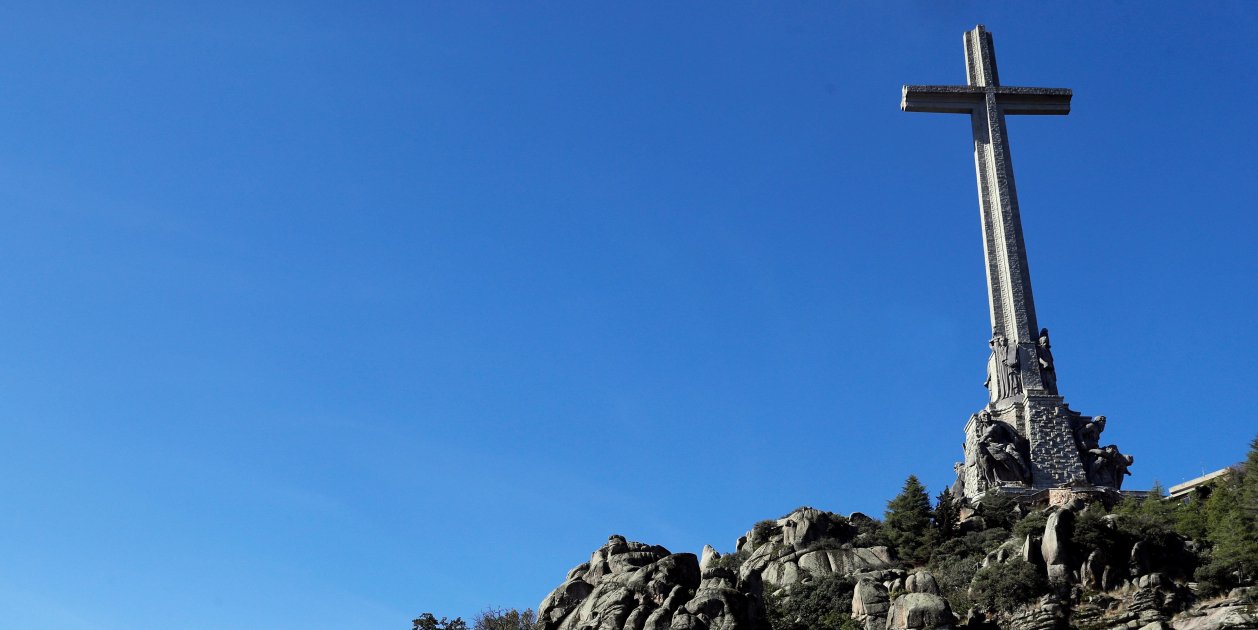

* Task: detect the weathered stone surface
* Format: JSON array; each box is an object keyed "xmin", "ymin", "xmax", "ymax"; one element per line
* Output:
[
  {"xmin": 886, "ymin": 592, "xmax": 954, "ymax": 630},
  {"xmin": 538, "ymin": 535, "xmax": 701, "ymax": 630},
  {"xmin": 642, "ymin": 586, "xmax": 688, "ymax": 630},
  {"xmin": 1130, "ymin": 541, "xmax": 1152, "ymax": 577},
  {"xmin": 1021, "ymin": 535, "xmax": 1043, "ymax": 567},
  {"xmin": 1009, "ymin": 599, "xmax": 1067, "ymax": 630},
  {"xmin": 906, "ymin": 26, "xmax": 1134, "ymax": 500},
  {"xmin": 853, "ymin": 577, "xmax": 891, "ymax": 630},
  {"xmin": 738, "ymin": 508, "xmax": 896, "ymax": 589},
  {"xmin": 700, "ymin": 545, "xmax": 719, "ymax": 572},
  {"xmin": 669, "ymin": 568, "xmax": 753, "ymax": 630},
  {"xmin": 904, "ymin": 571, "xmax": 940, "ymax": 595},
  {"xmin": 1172, "ymin": 605, "xmax": 1258, "ymax": 630},
  {"xmin": 1081, "ymin": 550, "xmax": 1102, "ymax": 588},
  {"xmin": 1041, "ymin": 510, "xmax": 1073, "ymax": 583}
]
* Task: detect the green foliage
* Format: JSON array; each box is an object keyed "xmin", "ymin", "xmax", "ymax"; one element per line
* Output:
[
  {"xmin": 752, "ymin": 520, "xmax": 778, "ymax": 549},
  {"xmin": 969, "ymin": 558, "xmax": 1049, "ymax": 613},
  {"xmin": 1011, "ymin": 511, "xmax": 1048, "ymax": 541},
  {"xmin": 766, "ymin": 573, "xmax": 859, "ymax": 630},
  {"xmin": 1242, "ymin": 434, "xmax": 1258, "ymax": 520},
  {"xmin": 711, "ymin": 550, "xmax": 750, "ymax": 571},
  {"xmin": 1194, "ymin": 558, "xmax": 1239, "ymax": 597},
  {"xmin": 975, "ymin": 492, "xmax": 1017, "ymax": 531},
  {"xmin": 472, "ymin": 608, "xmax": 536, "ymax": 630},
  {"xmin": 882, "ymin": 475, "xmax": 935, "ymax": 566},
  {"xmin": 413, "ymin": 613, "xmax": 469, "ymax": 630},
  {"xmin": 1174, "ymin": 490, "xmax": 1210, "ymax": 542},
  {"xmin": 1199, "ymin": 448, "xmax": 1258, "ymax": 587},
  {"xmin": 933, "ymin": 488, "xmax": 959, "ymax": 541},
  {"xmin": 1113, "ymin": 482, "xmax": 1179, "ymax": 539},
  {"xmin": 1070, "ymin": 504, "xmax": 1121, "ymax": 556},
  {"xmin": 927, "ymin": 528, "xmax": 1009, "ymax": 613},
  {"xmin": 852, "ymin": 515, "xmax": 885, "ymax": 548}
]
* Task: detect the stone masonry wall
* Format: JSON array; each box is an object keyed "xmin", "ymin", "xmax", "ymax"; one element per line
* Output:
[{"xmin": 1024, "ymin": 396, "xmax": 1086, "ymax": 488}]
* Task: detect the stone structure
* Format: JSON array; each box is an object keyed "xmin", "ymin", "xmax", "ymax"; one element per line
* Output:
[{"xmin": 902, "ymin": 25, "xmax": 1132, "ymax": 501}]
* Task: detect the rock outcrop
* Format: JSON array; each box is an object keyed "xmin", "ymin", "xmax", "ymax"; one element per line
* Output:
[
  {"xmin": 737, "ymin": 507, "xmax": 896, "ymax": 590},
  {"xmin": 670, "ymin": 568, "xmax": 755, "ymax": 630},
  {"xmin": 537, "ymin": 535, "xmax": 702, "ymax": 630},
  {"xmin": 852, "ymin": 577, "xmax": 891, "ymax": 630},
  {"xmin": 534, "ymin": 498, "xmax": 1256, "ymax": 630},
  {"xmin": 1040, "ymin": 509, "xmax": 1073, "ymax": 584},
  {"xmin": 886, "ymin": 592, "xmax": 954, "ymax": 630}
]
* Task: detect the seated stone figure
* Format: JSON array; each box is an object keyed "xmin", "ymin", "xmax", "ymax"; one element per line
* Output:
[
  {"xmin": 974, "ymin": 411, "xmax": 1030, "ymax": 485},
  {"xmin": 1075, "ymin": 415, "xmax": 1106, "ymax": 452}
]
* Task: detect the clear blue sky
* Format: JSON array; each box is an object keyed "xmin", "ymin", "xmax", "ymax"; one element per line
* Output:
[{"xmin": 2, "ymin": 3, "xmax": 1255, "ymax": 628}]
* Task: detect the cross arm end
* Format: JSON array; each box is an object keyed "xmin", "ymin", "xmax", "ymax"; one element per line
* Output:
[{"xmin": 901, "ymin": 85, "xmax": 981, "ymax": 114}]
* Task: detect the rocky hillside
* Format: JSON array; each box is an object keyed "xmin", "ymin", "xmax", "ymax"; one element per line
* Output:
[{"xmin": 536, "ymin": 499, "xmax": 1257, "ymax": 630}]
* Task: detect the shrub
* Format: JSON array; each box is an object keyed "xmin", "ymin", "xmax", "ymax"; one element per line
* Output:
[
  {"xmin": 1011, "ymin": 511, "xmax": 1048, "ymax": 541},
  {"xmin": 413, "ymin": 614, "xmax": 469, "ymax": 630},
  {"xmin": 969, "ymin": 558, "xmax": 1049, "ymax": 613},
  {"xmin": 1194, "ymin": 559, "xmax": 1238, "ymax": 598},
  {"xmin": 975, "ymin": 492, "xmax": 1018, "ymax": 531},
  {"xmin": 752, "ymin": 520, "xmax": 778, "ymax": 549},
  {"xmin": 711, "ymin": 550, "xmax": 749, "ymax": 571},
  {"xmin": 927, "ymin": 529, "xmax": 1009, "ymax": 613},
  {"xmin": 1070, "ymin": 504, "xmax": 1122, "ymax": 557},
  {"xmin": 766, "ymin": 573, "xmax": 859, "ymax": 630},
  {"xmin": 472, "ymin": 608, "xmax": 536, "ymax": 630}
]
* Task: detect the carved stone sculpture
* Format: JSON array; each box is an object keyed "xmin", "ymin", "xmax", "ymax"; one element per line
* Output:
[
  {"xmin": 907, "ymin": 26, "xmax": 1134, "ymax": 499},
  {"xmin": 974, "ymin": 411, "xmax": 1030, "ymax": 485},
  {"xmin": 984, "ymin": 336, "xmax": 1023, "ymax": 403},
  {"xmin": 1075, "ymin": 415, "xmax": 1106, "ymax": 452},
  {"xmin": 1088, "ymin": 445, "xmax": 1134, "ymax": 489},
  {"xmin": 1038, "ymin": 328, "xmax": 1058, "ymax": 395}
]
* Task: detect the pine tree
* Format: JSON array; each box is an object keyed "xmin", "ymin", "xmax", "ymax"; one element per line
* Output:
[
  {"xmin": 883, "ymin": 475, "xmax": 934, "ymax": 565},
  {"xmin": 1240, "ymin": 434, "xmax": 1258, "ymax": 519},
  {"xmin": 1196, "ymin": 433, "xmax": 1258, "ymax": 591},
  {"xmin": 933, "ymin": 487, "xmax": 959, "ymax": 541}
]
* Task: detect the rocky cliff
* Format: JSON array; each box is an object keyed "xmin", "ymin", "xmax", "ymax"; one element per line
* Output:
[{"xmin": 537, "ymin": 503, "xmax": 1257, "ymax": 630}]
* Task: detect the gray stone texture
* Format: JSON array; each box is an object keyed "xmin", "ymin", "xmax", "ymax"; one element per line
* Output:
[
  {"xmin": 904, "ymin": 25, "xmax": 1132, "ymax": 500},
  {"xmin": 886, "ymin": 592, "xmax": 955, "ymax": 630},
  {"xmin": 669, "ymin": 568, "xmax": 754, "ymax": 630},
  {"xmin": 852, "ymin": 577, "xmax": 891, "ymax": 630},
  {"xmin": 537, "ymin": 535, "xmax": 701, "ymax": 630},
  {"xmin": 1040, "ymin": 509, "xmax": 1073, "ymax": 583},
  {"xmin": 737, "ymin": 508, "xmax": 896, "ymax": 590}
]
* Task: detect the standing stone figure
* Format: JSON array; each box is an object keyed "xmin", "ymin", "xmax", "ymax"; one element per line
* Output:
[
  {"xmin": 1038, "ymin": 328, "xmax": 1058, "ymax": 395},
  {"xmin": 984, "ymin": 336, "xmax": 1022, "ymax": 403},
  {"xmin": 974, "ymin": 411, "xmax": 1030, "ymax": 485}
]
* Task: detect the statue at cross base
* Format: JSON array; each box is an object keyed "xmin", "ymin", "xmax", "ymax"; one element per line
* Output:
[{"xmin": 902, "ymin": 25, "xmax": 1134, "ymax": 503}]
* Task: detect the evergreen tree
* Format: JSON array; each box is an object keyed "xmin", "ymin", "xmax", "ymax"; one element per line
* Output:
[
  {"xmin": 933, "ymin": 487, "xmax": 959, "ymax": 541},
  {"xmin": 1196, "ymin": 433, "xmax": 1258, "ymax": 592},
  {"xmin": 1174, "ymin": 488, "xmax": 1209, "ymax": 542},
  {"xmin": 883, "ymin": 475, "xmax": 934, "ymax": 565},
  {"xmin": 1240, "ymin": 434, "xmax": 1258, "ymax": 519},
  {"xmin": 1217, "ymin": 438, "xmax": 1258, "ymax": 575},
  {"xmin": 413, "ymin": 613, "xmax": 469, "ymax": 630}
]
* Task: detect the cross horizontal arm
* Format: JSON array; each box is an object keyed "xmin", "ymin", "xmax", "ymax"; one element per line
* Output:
[{"xmin": 901, "ymin": 85, "xmax": 1071, "ymax": 115}]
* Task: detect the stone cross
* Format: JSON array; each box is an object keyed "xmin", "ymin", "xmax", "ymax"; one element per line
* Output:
[
  {"xmin": 902, "ymin": 25, "xmax": 1070, "ymax": 404},
  {"xmin": 901, "ymin": 26, "xmax": 1135, "ymax": 500}
]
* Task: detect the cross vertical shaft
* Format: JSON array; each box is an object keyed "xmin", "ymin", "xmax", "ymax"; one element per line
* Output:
[
  {"xmin": 903, "ymin": 26, "xmax": 1133, "ymax": 501},
  {"xmin": 902, "ymin": 25, "xmax": 1071, "ymax": 403}
]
